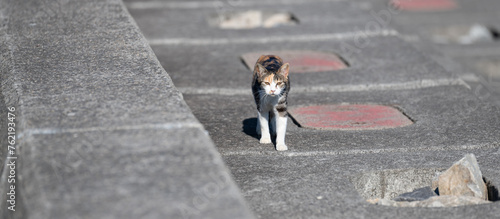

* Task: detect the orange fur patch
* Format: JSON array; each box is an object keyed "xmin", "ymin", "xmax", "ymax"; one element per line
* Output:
[{"xmin": 263, "ymin": 75, "xmax": 274, "ymax": 83}]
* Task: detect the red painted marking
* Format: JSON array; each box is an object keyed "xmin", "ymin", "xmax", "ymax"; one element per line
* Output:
[
  {"xmin": 391, "ymin": 0, "xmax": 458, "ymax": 11},
  {"xmin": 289, "ymin": 104, "xmax": 413, "ymax": 130},
  {"xmin": 241, "ymin": 50, "xmax": 348, "ymax": 73}
]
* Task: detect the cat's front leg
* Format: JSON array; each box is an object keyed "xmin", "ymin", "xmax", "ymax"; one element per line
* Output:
[
  {"xmin": 270, "ymin": 112, "xmax": 276, "ymax": 136},
  {"xmin": 275, "ymin": 115, "xmax": 288, "ymax": 151},
  {"xmin": 258, "ymin": 111, "xmax": 272, "ymax": 144},
  {"xmin": 256, "ymin": 115, "xmax": 261, "ymax": 136}
]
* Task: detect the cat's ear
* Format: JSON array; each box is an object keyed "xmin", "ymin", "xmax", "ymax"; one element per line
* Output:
[
  {"xmin": 254, "ymin": 63, "xmax": 267, "ymax": 77},
  {"xmin": 278, "ymin": 63, "xmax": 290, "ymax": 78}
]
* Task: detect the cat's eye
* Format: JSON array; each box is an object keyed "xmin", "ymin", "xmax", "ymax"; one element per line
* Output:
[
  {"xmin": 264, "ymin": 82, "xmax": 270, "ymax": 85},
  {"xmin": 276, "ymin": 82, "xmax": 283, "ymax": 86}
]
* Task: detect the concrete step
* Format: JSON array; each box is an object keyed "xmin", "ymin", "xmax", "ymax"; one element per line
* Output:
[
  {"xmin": 123, "ymin": 0, "xmax": 500, "ymax": 218},
  {"xmin": 0, "ymin": 0, "xmax": 254, "ymax": 218}
]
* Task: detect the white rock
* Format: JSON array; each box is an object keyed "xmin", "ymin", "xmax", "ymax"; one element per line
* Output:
[
  {"xmin": 459, "ymin": 24, "xmax": 494, "ymax": 44},
  {"xmin": 435, "ymin": 154, "xmax": 488, "ymax": 200},
  {"xmin": 219, "ymin": 10, "xmax": 262, "ymax": 29}
]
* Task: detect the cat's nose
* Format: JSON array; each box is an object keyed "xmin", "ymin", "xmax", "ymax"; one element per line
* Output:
[{"xmin": 270, "ymin": 90, "xmax": 275, "ymax": 93}]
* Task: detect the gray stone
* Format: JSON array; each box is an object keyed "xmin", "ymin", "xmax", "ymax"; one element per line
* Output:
[
  {"xmin": 393, "ymin": 187, "xmax": 437, "ymax": 202},
  {"xmin": 434, "ymin": 154, "xmax": 488, "ymax": 200}
]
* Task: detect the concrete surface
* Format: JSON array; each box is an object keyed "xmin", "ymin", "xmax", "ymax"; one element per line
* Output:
[
  {"xmin": 0, "ymin": 0, "xmax": 498, "ymax": 218},
  {"xmin": 0, "ymin": 0, "xmax": 253, "ymax": 218},
  {"xmin": 365, "ymin": 0, "xmax": 500, "ymax": 106},
  {"xmin": 125, "ymin": 0, "xmax": 500, "ymax": 218}
]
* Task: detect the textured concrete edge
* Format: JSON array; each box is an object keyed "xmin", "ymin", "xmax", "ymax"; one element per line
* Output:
[
  {"xmin": 0, "ymin": 0, "xmax": 254, "ymax": 218},
  {"xmin": 0, "ymin": 1, "xmax": 24, "ymax": 217},
  {"xmin": 118, "ymin": 1, "xmax": 255, "ymax": 217}
]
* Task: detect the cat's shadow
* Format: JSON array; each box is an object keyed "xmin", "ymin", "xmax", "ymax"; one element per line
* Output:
[{"xmin": 242, "ymin": 117, "xmax": 259, "ymax": 139}]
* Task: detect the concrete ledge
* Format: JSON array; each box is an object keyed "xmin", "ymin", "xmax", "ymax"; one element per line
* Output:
[{"xmin": 0, "ymin": 0, "xmax": 253, "ymax": 218}]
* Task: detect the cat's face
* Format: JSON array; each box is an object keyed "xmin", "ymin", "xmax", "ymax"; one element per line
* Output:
[
  {"xmin": 255, "ymin": 62, "xmax": 289, "ymax": 96},
  {"xmin": 261, "ymin": 74, "xmax": 286, "ymax": 96}
]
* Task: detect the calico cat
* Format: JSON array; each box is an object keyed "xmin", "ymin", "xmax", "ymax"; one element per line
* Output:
[{"xmin": 251, "ymin": 55, "xmax": 290, "ymax": 151}]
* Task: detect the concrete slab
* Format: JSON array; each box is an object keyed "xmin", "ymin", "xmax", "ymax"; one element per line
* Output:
[
  {"xmin": 0, "ymin": 0, "xmax": 254, "ymax": 218},
  {"xmin": 18, "ymin": 128, "xmax": 251, "ymax": 219},
  {"xmin": 355, "ymin": 0, "xmax": 500, "ymax": 106},
  {"xmin": 126, "ymin": 1, "xmax": 393, "ymax": 40},
  {"xmin": 356, "ymin": 0, "xmax": 500, "ymax": 39},
  {"xmin": 151, "ymin": 36, "xmax": 455, "ymax": 89},
  {"xmin": 458, "ymin": 57, "xmax": 500, "ymax": 84},
  {"xmin": 393, "ymin": 24, "xmax": 500, "ymax": 58},
  {"xmin": 124, "ymin": 0, "xmax": 500, "ymax": 218},
  {"xmin": 224, "ymin": 149, "xmax": 500, "ymax": 218},
  {"xmin": 183, "ymin": 85, "xmax": 500, "ymax": 154}
]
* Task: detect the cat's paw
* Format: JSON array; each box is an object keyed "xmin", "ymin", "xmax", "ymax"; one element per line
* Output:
[
  {"xmin": 259, "ymin": 137, "xmax": 272, "ymax": 144},
  {"xmin": 276, "ymin": 143, "xmax": 288, "ymax": 151}
]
